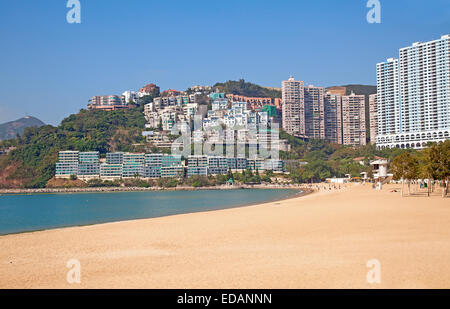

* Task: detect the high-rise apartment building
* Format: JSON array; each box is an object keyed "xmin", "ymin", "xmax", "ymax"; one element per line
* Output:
[
  {"xmin": 282, "ymin": 77, "xmax": 367, "ymax": 145},
  {"xmin": 282, "ymin": 77, "xmax": 305, "ymax": 137},
  {"xmin": 324, "ymin": 93, "xmax": 343, "ymax": 144},
  {"xmin": 304, "ymin": 85, "xmax": 325, "ymax": 139},
  {"xmin": 342, "ymin": 93, "xmax": 367, "ymax": 147},
  {"xmin": 369, "ymin": 94, "xmax": 378, "ymax": 144},
  {"xmin": 376, "ymin": 35, "xmax": 450, "ymax": 149},
  {"xmin": 376, "ymin": 58, "xmax": 400, "ymax": 139}
]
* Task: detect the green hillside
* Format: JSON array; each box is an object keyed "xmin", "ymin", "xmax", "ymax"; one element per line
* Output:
[
  {"xmin": 0, "ymin": 108, "xmax": 146, "ymax": 188},
  {"xmin": 214, "ymin": 79, "xmax": 282, "ymax": 98}
]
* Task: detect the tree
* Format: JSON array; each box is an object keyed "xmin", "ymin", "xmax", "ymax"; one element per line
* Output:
[
  {"xmin": 391, "ymin": 152, "xmax": 418, "ymax": 196},
  {"xmin": 227, "ymin": 168, "xmax": 234, "ymax": 181},
  {"xmin": 427, "ymin": 140, "xmax": 450, "ymax": 197},
  {"xmin": 440, "ymin": 140, "xmax": 450, "ymax": 197}
]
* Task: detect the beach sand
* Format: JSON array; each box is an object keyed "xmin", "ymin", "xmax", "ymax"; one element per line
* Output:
[{"xmin": 0, "ymin": 183, "xmax": 449, "ymax": 289}]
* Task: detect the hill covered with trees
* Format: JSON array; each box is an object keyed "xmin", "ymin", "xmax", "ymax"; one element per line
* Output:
[
  {"xmin": 0, "ymin": 108, "xmax": 146, "ymax": 188},
  {"xmin": 214, "ymin": 79, "xmax": 282, "ymax": 98}
]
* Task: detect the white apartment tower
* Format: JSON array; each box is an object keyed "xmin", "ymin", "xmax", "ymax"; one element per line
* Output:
[
  {"xmin": 376, "ymin": 35, "xmax": 450, "ymax": 149},
  {"xmin": 376, "ymin": 58, "xmax": 399, "ymax": 138}
]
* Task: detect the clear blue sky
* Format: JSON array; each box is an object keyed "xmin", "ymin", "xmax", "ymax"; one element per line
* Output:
[{"xmin": 1, "ymin": 0, "xmax": 449, "ymax": 125}]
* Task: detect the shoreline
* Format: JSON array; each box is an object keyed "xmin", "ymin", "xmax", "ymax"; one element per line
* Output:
[
  {"xmin": 0, "ymin": 188, "xmax": 311, "ymax": 237},
  {"xmin": 2, "ymin": 183, "xmax": 449, "ymax": 288},
  {"xmin": 0, "ymin": 183, "xmax": 311, "ymax": 196}
]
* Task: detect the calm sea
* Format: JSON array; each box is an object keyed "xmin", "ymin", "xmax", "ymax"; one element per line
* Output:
[{"xmin": 0, "ymin": 189, "xmax": 299, "ymax": 235}]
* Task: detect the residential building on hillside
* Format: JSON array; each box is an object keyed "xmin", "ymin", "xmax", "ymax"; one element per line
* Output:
[
  {"xmin": 88, "ymin": 95, "xmax": 129, "ymax": 111},
  {"xmin": 122, "ymin": 91, "xmax": 139, "ymax": 104},
  {"xmin": 226, "ymin": 94, "xmax": 282, "ymax": 109},
  {"xmin": 324, "ymin": 93, "xmax": 343, "ymax": 144},
  {"xmin": 282, "ymin": 76, "xmax": 368, "ymax": 146},
  {"xmin": 138, "ymin": 83, "xmax": 160, "ymax": 98},
  {"xmin": 304, "ymin": 85, "xmax": 325, "ymax": 139},
  {"xmin": 282, "ymin": 77, "xmax": 305, "ymax": 136}
]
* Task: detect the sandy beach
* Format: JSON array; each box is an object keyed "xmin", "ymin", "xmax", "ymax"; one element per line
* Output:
[{"xmin": 0, "ymin": 183, "xmax": 449, "ymax": 289}]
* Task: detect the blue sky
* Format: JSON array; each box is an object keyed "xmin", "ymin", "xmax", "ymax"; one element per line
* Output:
[{"xmin": 0, "ymin": 0, "xmax": 449, "ymax": 125}]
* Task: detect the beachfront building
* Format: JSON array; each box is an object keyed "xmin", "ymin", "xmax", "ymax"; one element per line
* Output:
[
  {"xmin": 55, "ymin": 151, "xmax": 100, "ymax": 179},
  {"xmin": 58, "ymin": 151, "xmax": 79, "ymax": 163},
  {"xmin": 376, "ymin": 58, "xmax": 400, "ymax": 145},
  {"xmin": 77, "ymin": 152, "xmax": 100, "ymax": 179},
  {"xmin": 122, "ymin": 153, "xmax": 145, "ymax": 178},
  {"xmin": 187, "ymin": 155, "xmax": 208, "ymax": 176},
  {"xmin": 207, "ymin": 156, "xmax": 228, "ymax": 175},
  {"xmin": 78, "ymin": 163, "xmax": 100, "ymax": 179},
  {"xmin": 144, "ymin": 165, "xmax": 162, "ymax": 178},
  {"xmin": 264, "ymin": 159, "xmax": 285, "ymax": 172},
  {"xmin": 225, "ymin": 157, "xmax": 248, "ymax": 171},
  {"xmin": 79, "ymin": 152, "xmax": 99, "ymax": 164},
  {"xmin": 56, "ymin": 151, "xmax": 287, "ymax": 181},
  {"xmin": 106, "ymin": 152, "xmax": 124, "ymax": 164},
  {"xmin": 55, "ymin": 151, "xmax": 80, "ymax": 178},
  {"xmin": 161, "ymin": 165, "xmax": 184, "ymax": 178},
  {"xmin": 376, "ymin": 35, "xmax": 450, "ymax": 149},
  {"xmin": 159, "ymin": 154, "xmax": 183, "ymax": 178},
  {"xmin": 100, "ymin": 164, "xmax": 123, "ymax": 180},
  {"xmin": 247, "ymin": 158, "xmax": 266, "ymax": 172},
  {"xmin": 55, "ymin": 162, "xmax": 79, "ymax": 178},
  {"xmin": 341, "ymin": 93, "xmax": 367, "ymax": 147},
  {"xmin": 55, "ymin": 151, "xmax": 79, "ymax": 178}
]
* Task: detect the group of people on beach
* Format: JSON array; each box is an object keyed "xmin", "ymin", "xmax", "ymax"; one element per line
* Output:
[{"xmin": 304, "ymin": 184, "xmax": 343, "ymax": 191}]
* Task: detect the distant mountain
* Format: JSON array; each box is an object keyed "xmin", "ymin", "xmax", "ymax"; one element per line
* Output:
[{"xmin": 0, "ymin": 116, "xmax": 46, "ymax": 141}]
